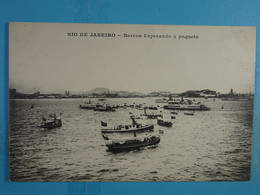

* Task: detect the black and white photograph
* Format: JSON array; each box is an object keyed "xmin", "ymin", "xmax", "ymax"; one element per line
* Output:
[{"xmin": 9, "ymin": 23, "xmax": 256, "ymax": 181}]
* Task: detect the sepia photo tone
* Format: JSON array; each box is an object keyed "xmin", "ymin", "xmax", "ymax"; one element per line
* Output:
[{"xmin": 9, "ymin": 23, "xmax": 256, "ymax": 181}]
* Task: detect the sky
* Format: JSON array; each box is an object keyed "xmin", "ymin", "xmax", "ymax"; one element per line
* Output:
[{"xmin": 9, "ymin": 23, "xmax": 256, "ymax": 94}]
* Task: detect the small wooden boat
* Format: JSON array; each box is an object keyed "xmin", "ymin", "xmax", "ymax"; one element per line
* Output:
[
  {"xmin": 112, "ymin": 105, "xmax": 120, "ymax": 109},
  {"xmin": 148, "ymin": 106, "xmax": 158, "ymax": 110},
  {"xmin": 159, "ymin": 130, "xmax": 164, "ymax": 134},
  {"xmin": 135, "ymin": 104, "xmax": 143, "ymax": 109},
  {"xmin": 147, "ymin": 114, "xmax": 162, "ymax": 119},
  {"xmin": 184, "ymin": 111, "xmax": 194, "ymax": 115},
  {"xmin": 157, "ymin": 118, "xmax": 173, "ymax": 127},
  {"xmin": 171, "ymin": 111, "xmax": 178, "ymax": 115},
  {"xmin": 40, "ymin": 114, "xmax": 62, "ymax": 129}
]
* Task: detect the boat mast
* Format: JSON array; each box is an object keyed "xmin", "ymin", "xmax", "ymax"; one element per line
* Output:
[{"xmin": 131, "ymin": 116, "xmax": 137, "ymax": 126}]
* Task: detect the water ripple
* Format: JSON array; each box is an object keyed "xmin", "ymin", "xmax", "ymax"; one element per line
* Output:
[{"xmin": 9, "ymin": 98, "xmax": 253, "ymax": 181}]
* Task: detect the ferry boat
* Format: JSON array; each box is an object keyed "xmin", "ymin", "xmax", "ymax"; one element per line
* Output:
[
  {"xmin": 94, "ymin": 104, "xmax": 116, "ymax": 112},
  {"xmin": 164, "ymin": 100, "xmax": 210, "ymax": 111},
  {"xmin": 155, "ymin": 98, "xmax": 168, "ymax": 103},
  {"xmin": 101, "ymin": 117, "xmax": 160, "ymax": 150},
  {"xmin": 101, "ymin": 118, "xmax": 154, "ymax": 134},
  {"xmin": 155, "ymin": 95, "xmax": 174, "ymax": 103},
  {"xmin": 79, "ymin": 101, "xmax": 96, "ymax": 109}
]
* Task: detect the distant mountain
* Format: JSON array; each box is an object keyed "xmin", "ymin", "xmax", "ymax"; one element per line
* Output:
[
  {"xmin": 79, "ymin": 87, "xmax": 145, "ymax": 97},
  {"xmin": 85, "ymin": 87, "xmax": 111, "ymax": 94}
]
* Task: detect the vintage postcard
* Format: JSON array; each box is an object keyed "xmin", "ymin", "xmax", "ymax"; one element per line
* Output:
[{"xmin": 9, "ymin": 23, "xmax": 256, "ymax": 181}]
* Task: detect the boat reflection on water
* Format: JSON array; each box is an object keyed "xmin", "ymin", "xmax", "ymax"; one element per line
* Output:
[{"xmin": 101, "ymin": 117, "xmax": 160, "ymax": 151}]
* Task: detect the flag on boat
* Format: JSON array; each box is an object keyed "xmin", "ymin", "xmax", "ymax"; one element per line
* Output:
[{"xmin": 101, "ymin": 121, "xmax": 107, "ymax": 127}]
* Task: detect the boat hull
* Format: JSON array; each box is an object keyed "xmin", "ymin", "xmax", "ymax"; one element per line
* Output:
[
  {"xmin": 148, "ymin": 107, "xmax": 158, "ymax": 110},
  {"xmin": 157, "ymin": 120, "xmax": 173, "ymax": 127},
  {"xmin": 40, "ymin": 121, "xmax": 62, "ymax": 129},
  {"xmin": 147, "ymin": 114, "xmax": 162, "ymax": 119},
  {"xmin": 79, "ymin": 106, "xmax": 95, "ymax": 109},
  {"xmin": 184, "ymin": 111, "xmax": 194, "ymax": 115},
  {"xmin": 106, "ymin": 136, "xmax": 160, "ymax": 151},
  {"xmin": 101, "ymin": 124, "xmax": 154, "ymax": 133}
]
